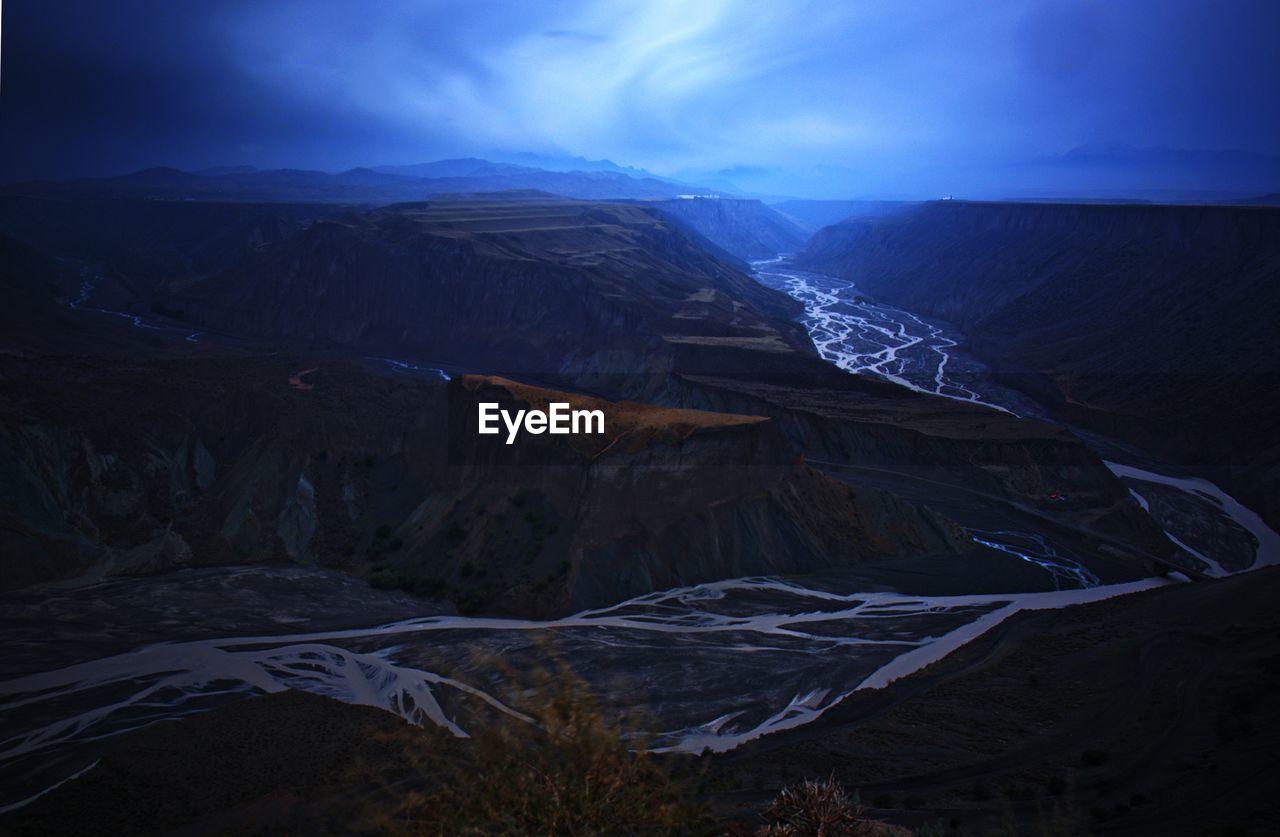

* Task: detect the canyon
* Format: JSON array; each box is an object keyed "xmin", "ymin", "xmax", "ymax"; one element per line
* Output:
[
  {"xmin": 799, "ymin": 200, "xmax": 1280, "ymax": 531},
  {"xmin": 0, "ymin": 180, "xmax": 1277, "ymax": 833}
]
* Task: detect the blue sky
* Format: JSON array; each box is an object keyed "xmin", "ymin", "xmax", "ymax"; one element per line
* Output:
[{"xmin": 2, "ymin": 0, "xmax": 1278, "ymax": 197}]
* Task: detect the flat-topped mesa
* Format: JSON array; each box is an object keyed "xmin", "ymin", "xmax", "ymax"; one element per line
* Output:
[
  {"xmin": 459, "ymin": 374, "xmax": 769, "ymax": 455},
  {"xmin": 169, "ymin": 198, "xmax": 812, "ymax": 380},
  {"xmin": 446, "ymin": 375, "xmax": 804, "ymax": 534}
]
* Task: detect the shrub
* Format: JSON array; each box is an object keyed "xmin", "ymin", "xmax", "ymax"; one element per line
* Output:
[
  {"xmin": 367, "ymin": 568, "xmax": 397, "ymax": 590},
  {"xmin": 367, "ymin": 569, "xmax": 445, "ymax": 599},
  {"xmin": 375, "ymin": 661, "xmax": 699, "ymax": 835},
  {"xmin": 404, "ymin": 575, "xmax": 445, "ymax": 598},
  {"xmin": 757, "ymin": 776, "xmax": 874, "ymax": 836},
  {"xmin": 456, "ymin": 590, "xmax": 491, "ymax": 614}
]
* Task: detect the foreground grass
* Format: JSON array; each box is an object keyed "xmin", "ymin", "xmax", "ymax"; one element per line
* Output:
[
  {"xmin": 368, "ymin": 661, "xmax": 703, "ymax": 835},
  {"xmin": 355, "ymin": 663, "xmax": 927, "ymax": 836}
]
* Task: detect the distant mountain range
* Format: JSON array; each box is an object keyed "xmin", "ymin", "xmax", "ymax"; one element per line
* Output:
[
  {"xmin": 11, "ymin": 146, "xmax": 1277, "ymax": 206},
  {"xmin": 480, "ymin": 151, "xmax": 667, "ymax": 180},
  {"xmin": 666, "ymin": 145, "xmax": 1280, "ymax": 203},
  {"xmin": 3, "ymin": 158, "xmax": 723, "ymax": 204}
]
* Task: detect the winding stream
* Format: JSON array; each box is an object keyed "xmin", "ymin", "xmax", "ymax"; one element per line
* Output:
[
  {"xmin": 3, "ymin": 254, "xmax": 1276, "ymax": 814},
  {"xmin": 751, "ymin": 256, "xmax": 1278, "ymax": 581},
  {"xmin": 0, "ymin": 571, "xmax": 1167, "ymax": 812},
  {"xmin": 751, "ymin": 257, "xmax": 1045, "ymax": 417}
]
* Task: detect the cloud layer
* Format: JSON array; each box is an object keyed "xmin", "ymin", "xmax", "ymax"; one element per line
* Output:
[{"xmin": 3, "ymin": 0, "xmax": 1278, "ymax": 197}]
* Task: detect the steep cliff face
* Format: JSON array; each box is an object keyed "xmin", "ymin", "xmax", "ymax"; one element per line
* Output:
[
  {"xmin": 171, "ymin": 198, "xmax": 812, "ymax": 375},
  {"xmin": 0, "ymin": 354, "xmax": 448, "ymax": 591},
  {"xmin": 0, "ymin": 196, "xmax": 1193, "ymax": 607},
  {"xmin": 800, "ymin": 201, "xmax": 1280, "ymax": 528},
  {"xmin": 0, "ymin": 355, "xmax": 966, "ymax": 614},
  {"xmin": 649, "ymin": 198, "xmax": 808, "ymax": 260},
  {"xmin": 371, "ymin": 375, "xmax": 966, "ymax": 613},
  {"xmin": 658, "ymin": 370, "xmax": 1178, "ymax": 572}
]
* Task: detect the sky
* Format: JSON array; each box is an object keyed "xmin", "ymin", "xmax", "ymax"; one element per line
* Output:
[{"xmin": 2, "ymin": 0, "xmax": 1278, "ymax": 198}]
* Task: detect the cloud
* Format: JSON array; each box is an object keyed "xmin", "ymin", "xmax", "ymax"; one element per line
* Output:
[
  {"xmin": 3, "ymin": 0, "xmax": 1277, "ymax": 197},
  {"xmin": 540, "ymin": 29, "xmax": 610, "ymax": 42}
]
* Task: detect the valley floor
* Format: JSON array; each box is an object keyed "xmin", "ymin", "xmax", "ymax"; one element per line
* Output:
[
  {"xmin": 5, "ymin": 568, "xmax": 1277, "ymax": 835},
  {"xmin": 708, "ymin": 566, "xmax": 1280, "ymax": 836}
]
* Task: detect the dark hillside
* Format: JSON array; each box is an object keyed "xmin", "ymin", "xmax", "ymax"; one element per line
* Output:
[{"xmin": 800, "ymin": 201, "xmax": 1280, "ymax": 527}]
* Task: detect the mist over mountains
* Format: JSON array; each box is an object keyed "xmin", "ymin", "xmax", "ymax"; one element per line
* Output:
[
  {"xmin": 5, "ymin": 158, "xmax": 714, "ymax": 204},
  {"xmin": 9, "ymin": 146, "xmax": 1280, "ymax": 208}
]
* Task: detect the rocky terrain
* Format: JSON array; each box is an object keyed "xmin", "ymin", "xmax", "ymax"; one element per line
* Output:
[
  {"xmin": 155, "ymin": 195, "xmax": 1175, "ymax": 574},
  {"xmin": 0, "ymin": 194, "xmax": 1182, "ymax": 607},
  {"xmin": 167, "ymin": 196, "xmax": 812, "ymax": 378},
  {"xmin": 410, "ymin": 374, "xmax": 967, "ymax": 610},
  {"xmin": 0, "ymin": 348, "xmax": 977, "ymax": 615},
  {"xmin": 1, "ymin": 182, "xmax": 1273, "ymax": 835},
  {"xmin": 3, "ymin": 0, "xmax": 1277, "ymax": 826},
  {"xmin": 661, "ymin": 369, "xmax": 1178, "ymax": 577},
  {"xmin": 800, "ymin": 200, "xmax": 1280, "ymax": 530}
]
